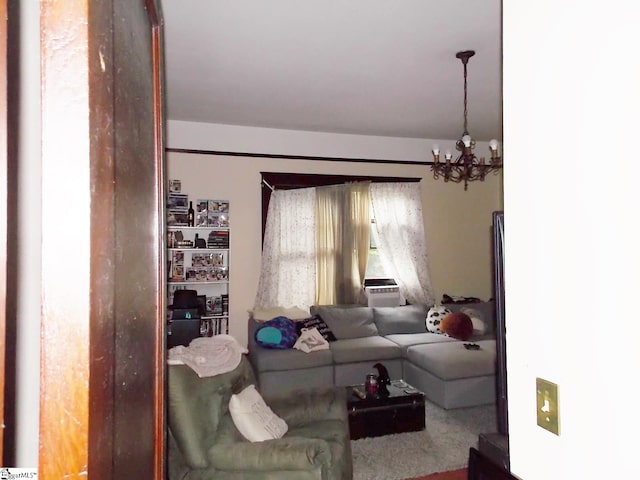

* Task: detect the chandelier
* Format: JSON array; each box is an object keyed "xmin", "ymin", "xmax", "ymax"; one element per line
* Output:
[{"xmin": 431, "ymin": 50, "xmax": 502, "ymax": 190}]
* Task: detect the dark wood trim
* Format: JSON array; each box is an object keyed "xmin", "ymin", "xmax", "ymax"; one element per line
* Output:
[
  {"xmin": 166, "ymin": 147, "xmax": 435, "ymax": 166},
  {"xmin": 147, "ymin": 1, "xmax": 166, "ymax": 478},
  {"xmin": 261, "ymin": 171, "xmax": 420, "ymax": 189},
  {"xmin": 1, "ymin": 0, "xmax": 18, "ymax": 465},
  {"xmin": 0, "ymin": 0, "xmax": 7, "ymax": 462},
  {"xmin": 40, "ymin": 1, "xmax": 165, "ymax": 478}
]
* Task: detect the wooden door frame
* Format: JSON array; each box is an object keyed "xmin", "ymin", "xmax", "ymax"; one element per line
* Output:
[{"xmin": 39, "ymin": 1, "xmax": 165, "ymax": 477}]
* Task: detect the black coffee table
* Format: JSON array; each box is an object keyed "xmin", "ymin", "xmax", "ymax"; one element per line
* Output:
[{"xmin": 346, "ymin": 379, "xmax": 425, "ymax": 440}]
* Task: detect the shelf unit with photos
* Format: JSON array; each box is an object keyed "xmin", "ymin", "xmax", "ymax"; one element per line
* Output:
[{"xmin": 166, "ymin": 196, "xmax": 230, "ymax": 337}]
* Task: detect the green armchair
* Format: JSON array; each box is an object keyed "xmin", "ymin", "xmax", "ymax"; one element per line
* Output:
[{"xmin": 168, "ymin": 356, "xmax": 353, "ymax": 480}]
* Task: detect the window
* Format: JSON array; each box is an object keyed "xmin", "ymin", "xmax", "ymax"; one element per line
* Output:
[{"xmin": 256, "ymin": 173, "xmax": 434, "ymax": 308}]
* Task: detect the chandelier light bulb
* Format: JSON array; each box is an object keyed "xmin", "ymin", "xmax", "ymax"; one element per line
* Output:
[
  {"xmin": 489, "ymin": 139, "xmax": 500, "ymax": 160},
  {"xmin": 462, "ymin": 135, "xmax": 472, "ymax": 148},
  {"xmin": 445, "ymin": 151, "xmax": 452, "ymax": 161},
  {"xmin": 432, "ymin": 145, "xmax": 440, "ymax": 155}
]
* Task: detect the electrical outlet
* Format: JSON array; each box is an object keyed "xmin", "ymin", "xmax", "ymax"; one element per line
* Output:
[{"xmin": 536, "ymin": 377, "xmax": 559, "ymax": 435}]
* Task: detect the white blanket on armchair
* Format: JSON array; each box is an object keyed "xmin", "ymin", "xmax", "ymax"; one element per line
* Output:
[{"xmin": 167, "ymin": 334, "xmax": 248, "ymax": 377}]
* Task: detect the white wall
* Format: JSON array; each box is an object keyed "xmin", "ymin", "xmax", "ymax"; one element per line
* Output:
[
  {"xmin": 15, "ymin": 0, "xmax": 41, "ymax": 467},
  {"xmin": 167, "ymin": 122, "xmax": 502, "ymax": 347},
  {"xmin": 504, "ymin": 2, "xmax": 640, "ymax": 479},
  {"xmin": 168, "ymin": 120, "xmax": 435, "ymax": 161}
]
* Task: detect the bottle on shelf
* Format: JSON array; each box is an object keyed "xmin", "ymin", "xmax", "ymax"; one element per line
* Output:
[{"xmin": 187, "ymin": 201, "xmax": 195, "ymax": 227}]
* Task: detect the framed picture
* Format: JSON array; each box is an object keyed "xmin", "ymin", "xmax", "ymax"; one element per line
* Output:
[
  {"xmin": 209, "ymin": 199, "xmax": 229, "ymax": 213},
  {"xmin": 185, "ymin": 268, "xmax": 197, "ymax": 281},
  {"xmin": 205, "ymin": 296, "xmax": 215, "ymax": 315},
  {"xmin": 169, "ymin": 179, "xmax": 181, "ymax": 193},
  {"xmin": 167, "ymin": 210, "xmax": 189, "ymax": 226},
  {"xmin": 171, "ymin": 264, "xmax": 184, "ymax": 281},
  {"xmin": 167, "ymin": 193, "xmax": 188, "ymax": 210},
  {"xmin": 208, "ymin": 212, "xmax": 229, "ymax": 227},
  {"xmin": 172, "ymin": 250, "xmax": 184, "ymax": 266}
]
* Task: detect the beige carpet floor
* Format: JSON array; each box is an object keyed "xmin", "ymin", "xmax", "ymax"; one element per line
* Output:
[{"xmin": 351, "ymin": 400, "xmax": 496, "ymax": 480}]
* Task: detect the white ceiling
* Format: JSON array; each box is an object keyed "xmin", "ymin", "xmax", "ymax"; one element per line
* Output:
[{"xmin": 161, "ymin": 0, "xmax": 502, "ymax": 142}]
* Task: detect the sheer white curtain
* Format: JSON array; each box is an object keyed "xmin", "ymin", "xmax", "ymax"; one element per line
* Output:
[
  {"xmin": 370, "ymin": 182, "xmax": 435, "ymax": 306},
  {"xmin": 253, "ymin": 187, "xmax": 317, "ymax": 309}
]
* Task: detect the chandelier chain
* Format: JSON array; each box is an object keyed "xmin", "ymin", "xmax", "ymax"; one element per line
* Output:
[{"xmin": 463, "ymin": 60, "xmax": 468, "ymax": 135}]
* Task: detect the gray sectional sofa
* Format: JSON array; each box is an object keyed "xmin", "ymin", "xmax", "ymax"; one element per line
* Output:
[{"xmin": 247, "ymin": 302, "xmax": 497, "ymax": 409}]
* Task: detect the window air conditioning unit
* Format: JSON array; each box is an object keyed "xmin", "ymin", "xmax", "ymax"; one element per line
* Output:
[{"xmin": 364, "ymin": 285, "xmax": 401, "ymax": 307}]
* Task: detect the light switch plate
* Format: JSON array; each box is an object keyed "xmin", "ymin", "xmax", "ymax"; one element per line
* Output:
[{"xmin": 536, "ymin": 377, "xmax": 559, "ymax": 435}]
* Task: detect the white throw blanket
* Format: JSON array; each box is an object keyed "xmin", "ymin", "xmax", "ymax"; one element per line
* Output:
[{"xmin": 167, "ymin": 335, "xmax": 248, "ymax": 377}]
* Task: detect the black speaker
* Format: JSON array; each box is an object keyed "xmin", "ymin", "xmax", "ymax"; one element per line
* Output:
[{"xmin": 167, "ymin": 308, "xmax": 201, "ymax": 348}]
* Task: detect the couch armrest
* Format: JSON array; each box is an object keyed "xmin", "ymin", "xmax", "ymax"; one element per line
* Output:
[
  {"xmin": 267, "ymin": 387, "xmax": 347, "ymax": 427},
  {"xmin": 208, "ymin": 436, "xmax": 330, "ymax": 471}
]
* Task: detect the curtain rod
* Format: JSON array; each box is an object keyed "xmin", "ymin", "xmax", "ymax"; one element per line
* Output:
[{"xmin": 262, "ymin": 179, "xmax": 275, "ymax": 191}]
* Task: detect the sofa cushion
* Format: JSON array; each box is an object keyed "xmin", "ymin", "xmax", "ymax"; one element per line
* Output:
[
  {"xmin": 373, "ymin": 304, "xmax": 429, "ymax": 336},
  {"xmin": 329, "ymin": 336, "xmax": 401, "ymax": 364},
  {"xmin": 384, "ymin": 332, "xmax": 456, "ymax": 356},
  {"xmin": 229, "ymin": 384, "xmax": 288, "ymax": 442},
  {"xmin": 463, "ymin": 308, "xmax": 488, "ymax": 335},
  {"xmin": 250, "ymin": 346, "xmax": 334, "ymax": 373},
  {"xmin": 313, "ymin": 306, "xmax": 378, "ymax": 340},
  {"xmin": 406, "ymin": 340, "xmax": 496, "ymax": 380},
  {"xmin": 296, "ymin": 315, "xmax": 337, "ymax": 342}
]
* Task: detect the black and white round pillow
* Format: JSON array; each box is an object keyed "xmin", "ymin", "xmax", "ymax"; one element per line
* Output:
[{"xmin": 426, "ymin": 306, "xmax": 452, "ymax": 334}]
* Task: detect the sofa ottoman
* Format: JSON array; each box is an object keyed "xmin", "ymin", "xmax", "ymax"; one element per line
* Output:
[
  {"xmin": 330, "ymin": 336, "xmax": 402, "ymax": 386},
  {"xmin": 404, "ymin": 339, "xmax": 497, "ymax": 409}
]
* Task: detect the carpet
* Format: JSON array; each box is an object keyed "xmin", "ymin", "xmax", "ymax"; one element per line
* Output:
[{"xmin": 351, "ymin": 400, "xmax": 496, "ymax": 480}]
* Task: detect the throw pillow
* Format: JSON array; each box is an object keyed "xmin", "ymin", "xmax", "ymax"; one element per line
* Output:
[
  {"xmin": 312, "ymin": 306, "xmax": 378, "ymax": 340},
  {"xmin": 445, "ymin": 300, "xmax": 496, "ymax": 334},
  {"xmin": 373, "ymin": 304, "xmax": 429, "ymax": 336},
  {"xmin": 461, "ymin": 307, "xmax": 487, "ymax": 335},
  {"xmin": 440, "ymin": 312, "xmax": 474, "ymax": 341},
  {"xmin": 295, "ymin": 315, "xmax": 337, "ymax": 342},
  {"xmin": 426, "ymin": 305, "xmax": 452, "ymax": 334},
  {"xmin": 254, "ymin": 316, "xmax": 298, "ymax": 349},
  {"xmin": 229, "ymin": 384, "xmax": 288, "ymax": 442}
]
